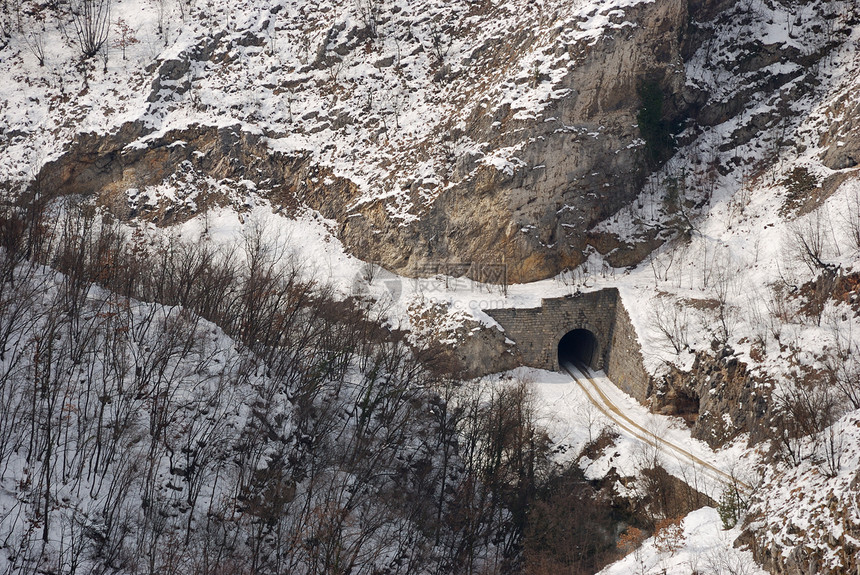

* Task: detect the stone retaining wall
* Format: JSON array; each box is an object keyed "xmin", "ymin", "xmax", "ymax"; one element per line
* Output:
[{"xmin": 486, "ymin": 289, "xmax": 649, "ymax": 402}]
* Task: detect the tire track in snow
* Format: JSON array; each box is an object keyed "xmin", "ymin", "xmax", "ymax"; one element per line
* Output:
[{"xmin": 562, "ymin": 361, "xmax": 751, "ymax": 493}]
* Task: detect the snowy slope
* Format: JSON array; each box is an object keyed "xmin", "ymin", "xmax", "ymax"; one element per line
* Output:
[
  {"xmin": 4, "ymin": 0, "xmax": 860, "ymax": 573},
  {"xmin": 1, "ymin": 0, "xmax": 654, "ymax": 202},
  {"xmin": 598, "ymin": 507, "xmax": 767, "ymax": 575}
]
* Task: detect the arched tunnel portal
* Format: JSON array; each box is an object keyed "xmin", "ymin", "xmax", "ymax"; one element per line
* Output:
[
  {"xmin": 485, "ymin": 289, "xmax": 651, "ymax": 402},
  {"xmin": 558, "ymin": 328, "xmax": 599, "ymax": 370}
]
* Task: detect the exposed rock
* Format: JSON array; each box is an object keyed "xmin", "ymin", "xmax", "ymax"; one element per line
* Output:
[
  {"xmin": 337, "ymin": 0, "xmax": 693, "ymax": 282},
  {"xmin": 452, "ymin": 323, "xmax": 521, "ymax": 379},
  {"xmin": 34, "ymin": 123, "xmax": 362, "ymax": 228},
  {"xmin": 587, "ymin": 229, "xmax": 665, "ymax": 269},
  {"xmin": 28, "ymin": 0, "xmax": 696, "ymax": 283},
  {"xmin": 655, "ymin": 350, "xmax": 772, "ymax": 448},
  {"xmin": 740, "ymin": 460, "xmax": 860, "ymax": 575},
  {"xmin": 24, "ymin": 0, "xmax": 859, "ymax": 288},
  {"xmin": 820, "ymin": 94, "xmax": 860, "ymax": 171}
]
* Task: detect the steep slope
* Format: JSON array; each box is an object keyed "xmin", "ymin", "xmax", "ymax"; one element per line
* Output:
[
  {"xmin": 0, "ymin": 205, "xmax": 537, "ymax": 575},
  {"xmin": 0, "ymin": 0, "xmax": 768, "ymax": 281},
  {"xmin": 5, "ymin": 0, "xmax": 860, "ymax": 573},
  {"xmin": 3, "ymin": 0, "xmax": 857, "ymax": 282}
]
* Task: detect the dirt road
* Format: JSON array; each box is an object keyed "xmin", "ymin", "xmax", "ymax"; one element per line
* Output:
[{"xmin": 562, "ymin": 362, "xmax": 750, "ymax": 493}]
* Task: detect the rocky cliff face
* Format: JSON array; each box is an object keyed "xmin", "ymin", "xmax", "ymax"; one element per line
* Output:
[
  {"xmin": 738, "ymin": 410, "xmax": 860, "ymax": 575},
  {"xmin": 31, "ymin": 123, "xmax": 362, "ymax": 225},
  {"xmin": 20, "ymin": 0, "xmax": 695, "ymax": 282},
  {"xmin": 338, "ymin": 0, "xmax": 693, "ymax": 282},
  {"xmin": 13, "ymin": 0, "xmax": 856, "ymax": 284},
  {"xmin": 654, "ymin": 348, "xmax": 772, "ymax": 448}
]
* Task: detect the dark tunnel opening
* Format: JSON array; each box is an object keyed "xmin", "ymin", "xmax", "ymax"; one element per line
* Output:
[{"xmin": 558, "ymin": 329, "xmax": 598, "ymax": 369}]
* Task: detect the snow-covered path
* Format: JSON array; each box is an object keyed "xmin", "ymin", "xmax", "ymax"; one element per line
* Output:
[
  {"xmin": 563, "ymin": 362, "xmax": 751, "ymax": 494},
  {"xmin": 522, "ymin": 365, "xmax": 757, "ymax": 501}
]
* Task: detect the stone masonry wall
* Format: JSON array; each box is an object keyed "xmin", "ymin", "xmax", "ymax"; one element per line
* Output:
[
  {"xmin": 486, "ymin": 288, "xmax": 649, "ymax": 402},
  {"xmin": 605, "ymin": 298, "xmax": 651, "ymax": 402}
]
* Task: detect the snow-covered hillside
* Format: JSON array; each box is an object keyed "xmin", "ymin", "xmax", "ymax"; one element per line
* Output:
[
  {"xmin": 1, "ymin": 0, "xmax": 659, "ymax": 189},
  {"xmin": 0, "ymin": 0, "xmax": 723, "ymax": 281},
  {"xmin": 0, "ymin": 204, "xmax": 538, "ymax": 574},
  {"xmin": 4, "ymin": 0, "xmax": 860, "ymax": 573}
]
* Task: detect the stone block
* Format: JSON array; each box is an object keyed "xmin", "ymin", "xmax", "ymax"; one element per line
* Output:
[{"xmin": 485, "ymin": 288, "xmax": 649, "ymax": 404}]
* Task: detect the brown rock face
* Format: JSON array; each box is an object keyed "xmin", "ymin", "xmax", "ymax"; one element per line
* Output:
[
  {"xmin": 339, "ymin": 0, "xmax": 693, "ymax": 282},
  {"xmin": 16, "ymin": 0, "xmax": 859, "ymax": 285},
  {"xmin": 28, "ymin": 0, "xmax": 694, "ymax": 284},
  {"xmin": 820, "ymin": 95, "xmax": 860, "ymax": 171},
  {"xmin": 656, "ymin": 348, "xmax": 772, "ymax": 449},
  {"xmin": 34, "ymin": 124, "xmax": 362, "ymax": 228}
]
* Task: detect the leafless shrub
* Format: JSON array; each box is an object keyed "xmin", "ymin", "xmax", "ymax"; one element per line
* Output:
[
  {"xmin": 557, "ymin": 262, "xmax": 592, "ymax": 295},
  {"xmin": 651, "ymin": 296, "xmax": 690, "ymax": 354},
  {"xmin": 360, "ymin": 259, "xmax": 380, "ymax": 284},
  {"xmin": 744, "ymin": 287, "xmax": 772, "ymax": 355},
  {"xmin": 821, "ymin": 421, "xmax": 844, "ymax": 478},
  {"xmin": 785, "ymin": 209, "xmax": 838, "ymax": 277},
  {"xmin": 710, "ymin": 251, "xmax": 740, "ymax": 345},
  {"xmin": 326, "ymin": 54, "xmax": 347, "ymax": 84},
  {"xmin": 763, "ymin": 279, "xmax": 797, "ymax": 333},
  {"xmin": 23, "ymin": 29, "xmax": 46, "ymax": 66},
  {"xmin": 696, "ymin": 241, "xmax": 719, "ymax": 290},
  {"xmin": 827, "ymin": 350, "xmax": 860, "ymax": 410},
  {"xmin": 69, "ymin": 0, "xmax": 111, "ymax": 59},
  {"xmin": 703, "ymin": 548, "xmax": 757, "ymax": 575},
  {"xmin": 648, "ymin": 245, "xmax": 680, "ymax": 287},
  {"xmin": 154, "ymin": 0, "xmax": 165, "ymax": 37},
  {"xmin": 840, "ymin": 185, "xmax": 860, "ymax": 252},
  {"xmin": 825, "ymin": 318, "xmax": 860, "ymax": 410},
  {"xmin": 424, "ymin": 19, "xmax": 450, "ymax": 66},
  {"xmin": 354, "ymin": 0, "xmax": 382, "ymax": 37},
  {"xmin": 175, "ymin": 0, "xmax": 189, "ymax": 21},
  {"xmin": 772, "ymin": 376, "xmax": 840, "ymax": 469},
  {"xmin": 1, "ymin": 0, "xmax": 22, "ymax": 41}
]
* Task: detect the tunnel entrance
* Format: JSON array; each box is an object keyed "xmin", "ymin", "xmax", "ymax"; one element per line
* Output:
[
  {"xmin": 558, "ymin": 329, "xmax": 599, "ymax": 369},
  {"xmin": 486, "ymin": 291, "xmax": 650, "ymax": 401}
]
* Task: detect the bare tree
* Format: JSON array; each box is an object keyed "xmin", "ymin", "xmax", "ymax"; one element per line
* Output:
[
  {"xmin": 23, "ymin": 29, "xmax": 46, "ymax": 66},
  {"xmin": 711, "ymin": 251, "xmax": 739, "ymax": 345},
  {"xmin": 786, "ymin": 209, "xmax": 837, "ymax": 277},
  {"xmin": 69, "ymin": 0, "xmax": 111, "ymax": 59},
  {"xmin": 772, "ymin": 376, "xmax": 840, "ymax": 469},
  {"xmin": 354, "ymin": 0, "xmax": 382, "ymax": 37},
  {"xmin": 841, "ymin": 185, "xmax": 860, "ymax": 252},
  {"xmin": 111, "ymin": 17, "xmax": 138, "ymax": 60},
  {"xmin": 651, "ymin": 296, "xmax": 690, "ymax": 354}
]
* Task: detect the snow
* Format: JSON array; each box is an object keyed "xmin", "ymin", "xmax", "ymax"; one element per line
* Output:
[
  {"xmin": 3, "ymin": 0, "xmax": 860, "ymax": 571},
  {"xmin": 598, "ymin": 507, "xmax": 768, "ymax": 575},
  {"xmin": 0, "ymin": 0, "xmax": 663, "ymax": 215},
  {"xmin": 510, "ymin": 366, "xmax": 758, "ymax": 501},
  {"xmin": 480, "ymin": 364, "xmax": 766, "ymax": 574},
  {"xmin": 4, "ymin": 0, "xmax": 857, "ymax": 389},
  {"xmin": 744, "ymin": 409, "xmax": 860, "ymax": 573}
]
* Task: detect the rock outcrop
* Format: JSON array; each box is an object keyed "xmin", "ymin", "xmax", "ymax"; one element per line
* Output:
[
  {"xmin": 30, "ymin": 0, "xmax": 698, "ymax": 282},
  {"xmin": 654, "ymin": 348, "xmax": 772, "ymax": 448},
  {"xmin": 337, "ymin": 0, "xmax": 693, "ymax": 282},
  {"xmin": 24, "ymin": 0, "xmax": 858, "ymax": 285}
]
